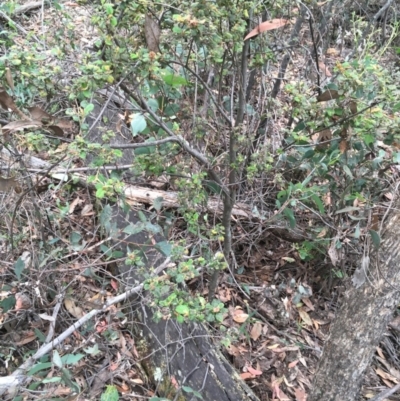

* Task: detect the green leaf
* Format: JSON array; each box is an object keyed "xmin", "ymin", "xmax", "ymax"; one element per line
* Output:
[
  {"xmin": 326, "ymin": 83, "xmax": 338, "ymax": 90},
  {"xmin": 311, "ymin": 194, "xmax": 325, "ymax": 214},
  {"xmin": 283, "ymin": 208, "xmax": 296, "ymax": 228},
  {"xmin": 53, "ymin": 350, "xmax": 63, "ymax": 368},
  {"xmin": 100, "ymin": 204, "xmax": 112, "ymax": 234},
  {"xmin": 162, "ymin": 74, "xmax": 188, "ymax": 86},
  {"xmin": 61, "ymin": 367, "xmax": 80, "ymax": 393},
  {"xmin": 302, "ymin": 149, "xmax": 314, "ymax": 159},
  {"xmin": 134, "ymin": 146, "xmax": 152, "ymax": 155},
  {"xmin": 96, "ymin": 187, "xmax": 105, "ymax": 199},
  {"xmin": 14, "ymin": 258, "xmax": 25, "ymax": 280},
  {"xmin": 182, "ymin": 386, "xmax": 194, "ymax": 393},
  {"xmin": 34, "ymin": 328, "xmax": 46, "ymax": 343},
  {"xmin": 123, "ymin": 223, "xmax": 145, "ymax": 235},
  {"xmin": 84, "ymin": 344, "xmax": 101, "ymax": 356},
  {"xmin": 204, "ymin": 181, "xmax": 222, "ymax": 194},
  {"xmin": 0, "ymin": 296, "xmax": 15, "ymax": 312},
  {"xmin": 153, "ymin": 197, "xmax": 163, "ymax": 212},
  {"xmin": 83, "ymin": 103, "xmax": 94, "ymax": 116},
  {"xmin": 354, "ymin": 223, "xmax": 361, "ymax": 239},
  {"xmin": 61, "ymin": 353, "xmax": 85, "ymax": 365},
  {"xmin": 175, "ymin": 304, "xmax": 190, "ymax": 316},
  {"xmin": 70, "ymin": 231, "xmax": 82, "ymax": 246},
  {"xmin": 293, "ymin": 120, "xmax": 306, "ymax": 132},
  {"xmin": 28, "ymin": 362, "xmax": 52, "ymax": 376},
  {"xmin": 130, "ymin": 114, "xmax": 147, "ymax": 136},
  {"xmin": 101, "ymin": 385, "xmax": 119, "ymax": 401},
  {"xmin": 342, "ymin": 165, "xmax": 353, "ymax": 179},
  {"xmin": 369, "ymin": 229, "xmax": 380, "ymax": 249},
  {"xmin": 146, "ymin": 98, "xmax": 159, "ymax": 111},
  {"xmin": 155, "ymin": 241, "xmax": 172, "ymax": 256}
]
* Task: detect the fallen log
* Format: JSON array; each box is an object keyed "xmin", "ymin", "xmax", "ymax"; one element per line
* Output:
[{"xmin": 85, "ymin": 100, "xmax": 261, "ymax": 400}]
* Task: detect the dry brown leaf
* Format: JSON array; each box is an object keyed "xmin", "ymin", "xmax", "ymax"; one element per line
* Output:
[
  {"xmin": 250, "ymin": 322, "xmax": 262, "ymax": 341},
  {"xmin": 15, "ymin": 293, "xmax": 32, "ymax": 310},
  {"xmin": 0, "ymin": 87, "xmax": 29, "ymax": 119},
  {"xmin": 81, "ymin": 204, "xmax": 94, "ymax": 216},
  {"xmin": 0, "ymin": 176, "xmax": 18, "ymax": 192},
  {"xmin": 244, "ymin": 19, "xmax": 289, "ymax": 41},
  {"xmin": 326, "ymin": 48, "xmax": 339, "ymax": 56},
  {"xmin": 5, "ymin": 68, "xmax": 14, "ymax": 91},
  {"xmin": 298, "ymin": 309, "xmax": 313, "ymax": 326},
  {"xmin": 0, "ymin": 86, "xmax": 17, "ymax": 110},
  {"xmin": 64, "ymin": 298, "xmax": 84, "ymax": 318},
  {"xmin": 339, "ymin": 139, "xmax": 348, "ymax": 154},
  {"xmin": 48, "ymin": 125, "xmax": 64, "ymax": 136},
  {"xmin": 328, "ymin": 237, "xmax": 339, "ymax": 266},
  {"xmin": 340, "ymin": 125, "xmax": 348, "ymax": 139},
  {"xmin": 318, "ymin": 61, "xmax": 332, "ymax": 77},
  {"xmin": 317, "ymin": 89, "xmax": 339, "ymax": 102},
  {"xmin": 68, "ymin": 197, "xmax": 81, "ymax": 214},
  {"xmin": 302, "ymin": 297, "xmax": 315, "ymax": 311},
  {"xmin": 316, "ymin": 129, "xmax": 332, "ymax": 150},
  {"xmin": 288, "ymin": 360, "xmax": 299, "ymax": 369},
  {"xmin": 376, "ymin": 346, "xmax": 385, "ymax": 359},
  {"xmin": 28, "ymin": 106, "xmax": 53, "ymax": 121},
  {"xmin": 375, "ymin": 367, "xmax": 398, "ymax": 383},
  {"xmin": 144, "ymin": 14, "xmax": 160, "ymax": 53},
  {"xmin": 2, "ymin": 119, "xmax": 43, "ymax": 135},
  {"xmin": 371, "ymin": 212, "xmax": 379, "ymax": 231},
  {"xmin": 349, "ymin": 101, "xmax": 358, "ymax": 114},
  {"xmin": 15, "ymin": 333, "xmax": 36, "ymax": 346},
  {"xmin": 233, "ymin": 309, "xmax": 249, "ymax": 323}
]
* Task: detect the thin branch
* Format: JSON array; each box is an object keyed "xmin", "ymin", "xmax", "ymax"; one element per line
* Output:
[
  {"xmin": 0, "ymin": 258, "xmax": 171, "ymax": 396},
  {"xmin": 120, "ymin": 84, "xmax": 229, "ymax": 195},
  {"xmin": 168, "ymin": 60, "xmax": 233, "ymax": 127},
  {"xmin": 0, "ymin": 10, "xmax": 44, "ymax": 46}
]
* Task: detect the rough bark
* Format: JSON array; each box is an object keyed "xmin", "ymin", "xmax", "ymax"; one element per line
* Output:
[{"xmin": 309, "ymin": 207, "xmax": 400, "ymax": 401}]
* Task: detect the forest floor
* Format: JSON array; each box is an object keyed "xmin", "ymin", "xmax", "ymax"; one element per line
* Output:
[{"xmin": 0, "ymin": 2, "xmax": 400, "ymax": 401}]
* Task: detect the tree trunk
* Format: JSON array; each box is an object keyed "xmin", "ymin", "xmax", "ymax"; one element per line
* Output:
[{"xmin": 309, "ymin": 208, "xmax": 400, "ymax": 401}]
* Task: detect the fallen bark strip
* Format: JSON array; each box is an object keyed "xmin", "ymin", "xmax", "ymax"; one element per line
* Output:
[{"xmin": 0, "ymin": 258, "xmax": 170, "ymax": 398}]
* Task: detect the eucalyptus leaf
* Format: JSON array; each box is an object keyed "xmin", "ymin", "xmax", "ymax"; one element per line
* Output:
[
  {"xmin": 369, "ymin": 229, "xmax": 380, "ymax": 249},
  {"xmin": 130, "ymin": 113, "xmax": 147, "ymax": 136}
]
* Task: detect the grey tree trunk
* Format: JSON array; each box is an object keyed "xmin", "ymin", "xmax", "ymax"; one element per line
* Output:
[{"xmin": 309, "ymin": 208, "xmax": 400, "ymax": 401}]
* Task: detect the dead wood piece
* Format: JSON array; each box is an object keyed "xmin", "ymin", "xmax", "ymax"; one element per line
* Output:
[
  {"xmin": 309, "ymin": 204, "xmax": 400, "ymax": 401},
  {"xmin": 84, "ymin": 101, "xmax": 260, "ymax": 400}
]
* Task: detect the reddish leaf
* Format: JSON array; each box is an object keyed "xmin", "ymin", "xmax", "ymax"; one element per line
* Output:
[
  {"xmin": 295, "ymin": 387, "xmax": 307, "ymax": 401},
  {"xmin": 240, "ymin": 372, "xmax": 254, "ymax": 380},
  {"xmin": 244, "ymin": 19, "xmax": 289, "ymax": 41},
  {"xmin": 111, "ymin": 279, "xmax": 119, "ymax": 291},
  {"xmin": 247, "ymin": 365, "xmax": 262, "ymax": 376}
]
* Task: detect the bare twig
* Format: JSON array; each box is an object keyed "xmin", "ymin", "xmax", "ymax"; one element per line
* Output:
[
  {"xmin": 0, "ymin": 258, "xmax": 171, "ymax": 396},
  {"xmin": 369, "ymin": 382, "xmax": 400, "ymax": 401}
]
